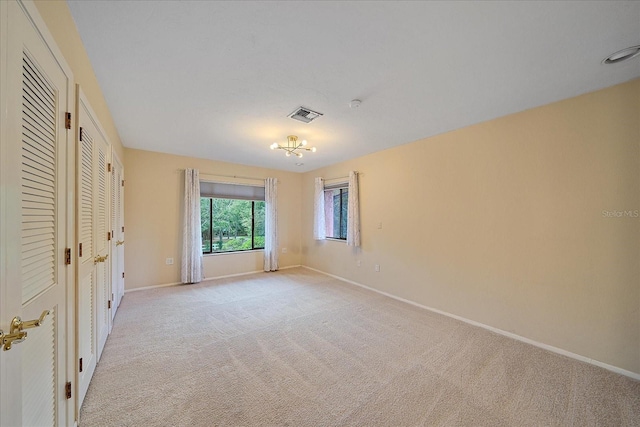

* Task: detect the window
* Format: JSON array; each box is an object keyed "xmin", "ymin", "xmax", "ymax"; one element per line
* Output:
[
  {"xmin": 324, "ymin": 185, "xmax": 348, "ymax": 240},
  {"xmin": 200, "ymin": 182, "xmax": 265, "ymax": 254}
]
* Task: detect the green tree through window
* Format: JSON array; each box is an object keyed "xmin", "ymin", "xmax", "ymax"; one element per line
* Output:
[
  {"xmin": 326, "ymin": 187, "xmax": 348, "ymax": 240},
  {"xmin": 201, "ymin": 198, "xmax": 265, "ymax": 253}
]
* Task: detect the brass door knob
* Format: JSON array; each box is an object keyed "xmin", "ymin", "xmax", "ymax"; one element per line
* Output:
[
  {"xmin": 0, "ymin": 330, "xmax": 27, "ymax": 351},
  {"xmin": 1, "ymin": 310, "xmax": 49, "ymax": 351},
  {"xmin": 94, "ymin": 254, "xmax": 109, "ymax": 264}
]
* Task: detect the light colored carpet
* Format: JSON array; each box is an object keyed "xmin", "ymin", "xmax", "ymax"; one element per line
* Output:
[{"xmin": 79, "ymin": 268, "xmax": 640, "ymax": 426}]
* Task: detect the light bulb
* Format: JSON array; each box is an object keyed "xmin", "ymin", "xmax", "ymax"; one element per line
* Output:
[
  {"xmin": 301, "ymin": 140, "xmax": 307, "ymax": 146},
  {"xmin": 285, "ymin": 151, "xmax": 291, "ymax": 157},
  {"xmin": 311, "ymin": 147, "xmax": 316, "ymax": 152},
  {"xmin": 270, "ymin": 143, "xmax": 276, "ymax": 150},
  {"xmin": 296, "ymin": 152, "xmax": 303, "ymax": 158}
]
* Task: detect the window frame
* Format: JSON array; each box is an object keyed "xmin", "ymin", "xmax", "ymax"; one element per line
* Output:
[{"xmin": 201, "ymin": 196, "xmax": 265, "ymax": 254}]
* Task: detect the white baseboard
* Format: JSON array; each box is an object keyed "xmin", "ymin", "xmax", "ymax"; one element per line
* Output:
[
  {"xmin": 301, "ymin": 266, "xmax": 640, "ymax": 381},
  {"xmin": 276, "ymin": 264, "xmax": 302, "ymax": 271},
  {"xmin": 124, "ymin": 264, "xmax": 302, "ymax": 294},
  {"xmin": 124, "ymin": 281, "xmax": 181, "ymax": 293}
]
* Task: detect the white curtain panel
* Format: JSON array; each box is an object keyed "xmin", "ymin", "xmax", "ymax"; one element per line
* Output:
[
  {"xmin": 347, "ymin": 171, "xmax": 361, "ymax": 247},
  {"xmin": 313, "ymin": 177, "xmax": 326, "ymax": 240},
  {"xmin": 181, "ymin": 168, "xmax": 203, "ymax": 284},
  {"xmin": 264, "ymin": 177, "xmax": 279, "ymax": 272}
]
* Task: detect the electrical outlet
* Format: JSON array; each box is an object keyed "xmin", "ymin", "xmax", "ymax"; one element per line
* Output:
[
  {"xmin": 378, "ymin": 222, "xmax": 383, "ymax": 229},
  {"xmin": 282, "ymin": 247, "xmax": 288, "ymax": 253},
  {"xmin": 375, "ymin": 264, "xmax": 380, "ymax": 272},
  {"xmin": 166, "ymin": 258, "xmax": 174, "ymax": 265},
  {"xmin": 357, "ymin": 260, "xmax": 362, "ymax": 267}
]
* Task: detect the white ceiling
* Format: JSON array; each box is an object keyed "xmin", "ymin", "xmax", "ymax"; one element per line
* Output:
[{"xmin": 67, "ymin": 1, "xmax": 640, "ymax": 173}]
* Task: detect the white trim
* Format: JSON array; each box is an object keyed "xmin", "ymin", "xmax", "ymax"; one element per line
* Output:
[
  {"xmin": 301, "ymin": 266, "xmax": 640, "ymax": 381},
  {"xmin": 204, "ymin": 270, "xmax": 262, "ymax": 281},
  {"xmin": 125, "ymin": 282, "xmax": 182, "ymax": 293},
  {"xmin": 325, "ymin": 237, "xmax": 347, "ymax": 243},
  {"xmin": 276, "ymin": 265, "xmax": 300, "ymax": 271},
  {"xmin": 19, "ymin": 1, "xmax": 73, "ymax": 78},
  {"xmin": 203, "ymin": 248, "xmax": 264, "ymax": 257},
  {"xmin": 125, "ymin": 265, "xmax": 302, "ymax": 293}
]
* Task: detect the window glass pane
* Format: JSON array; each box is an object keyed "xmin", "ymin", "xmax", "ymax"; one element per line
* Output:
[
  {"xmin": 341, "ymin": 189, "xmax": 348, "ymax": 239},
  {"xmin": 253, "ymin": 201, "xmax": 265, "ymax": 249},
  {"xmin": 201, "ymin": 198, "xmax": 212, "ymax": 253},
  {"xmin": 212, "ymin": 199, "xmax": 251, "ymax": 252},
  {"xmin": 324, "ymin": 188, "xmax": 348, "ymax": 240},
  {"xmin": 200, "ymin": 197, "xmax": 265, "ymax": 253},
  {"xmin": 332, "ymin": 189, "xmax": 341, "ymax": 236}
]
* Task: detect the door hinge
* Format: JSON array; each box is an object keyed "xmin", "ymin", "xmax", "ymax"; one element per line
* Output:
[
  {"xmin": 107, "ymin": 231, "xmax": 111, "ymax": 241},
  {"xmin": 122, "ymin": 179, "xmax": 125, "ymax": 187},
  {"xmin": 108, "ymin": 300, "xmax": 111, "ymax": 309},
  {"xmin": 65, "ymin": 112, "xmax": 71, "ymax": 130},
  {"xmin": 79, "ymin": 126, "xmax": 84, "ymax": 141},
  {"xmin": 122, "ymin": 226, "xmax": 125, "ymax": 233},
  {"xmin": 65, "ymin": 382, "xmax": 72, "ymax": 399},
  {"xmin": 79, "ymin": 358, "xmax": 83, "ymax": 372},
  {"xmin": 65, "ymin": 248, "xmax": 71, "ymax": 265},
  {"xmin": 122, "ymin": 272, "xmax": 125, "ymax": 279},
  {"xmin": 79, "ymin": 243, "xmax": 83, "ymax": 257},
  {"xmin": 107, "ymin": 163, "xmax": 112, "ymax": 172}
]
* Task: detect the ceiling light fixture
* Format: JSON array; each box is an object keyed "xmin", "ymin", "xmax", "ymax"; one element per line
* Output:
[
  {"xmin": 602, "ymin": 45, "xmax": 640, "ymax": 64},
  {"xmin": 270, "ymin": 135, "xmax": 316, "ymax": 158}
]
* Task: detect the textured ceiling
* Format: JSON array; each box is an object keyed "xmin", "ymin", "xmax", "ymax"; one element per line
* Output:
[{"xmin": 67, "ymin": 1, "xmax": 640, "ymax": 172}]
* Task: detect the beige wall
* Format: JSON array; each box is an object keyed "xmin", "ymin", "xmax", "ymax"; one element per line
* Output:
[
  {"xmin": 30, "ymin": 0, "xmax": 638, "ymax": 377},
  {"xmin": 301, "ymin": 79, "xmax": 640, "ymax": 374},
  {"xmin": 34, "ymin": 0, "xmax": 124, "ymax": 160},
  {"xmin": 124, "ymin": 148, "xmax": 302, "ymax": 290}
]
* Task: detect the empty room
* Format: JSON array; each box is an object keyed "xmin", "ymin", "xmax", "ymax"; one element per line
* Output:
[{"xmin": 0, "ymin": 1, "xmax": 638, "ymax": 426}]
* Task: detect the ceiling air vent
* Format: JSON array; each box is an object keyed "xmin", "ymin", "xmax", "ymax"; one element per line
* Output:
[{"xmin": 288, "ymin": 106, "xmax": 323, "ymax": 123}]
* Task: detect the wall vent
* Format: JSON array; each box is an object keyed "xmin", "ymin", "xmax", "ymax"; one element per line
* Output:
[{"xmin": 288, "ymin": 106, "xmax": 323, "ymax": 123}]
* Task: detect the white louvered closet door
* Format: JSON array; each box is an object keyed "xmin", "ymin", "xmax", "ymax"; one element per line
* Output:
[
  {"xmin": 94, "ymin": 135, "xmax": 111, "ymax": 359},
  {"xmin": 0, "ymin": 1, "xmax": 74, "ymax": 426},
  {"xmin": 76, "ymin": 89, "xmax": 111, "ymax": 375},
  {"xmin": 76, "ymin": 92, "xmax": 98, "ymax": 407},
  {"xmin": 76, "ymin": 90, "xmax": 112, "ymax": 408},
  {"xmin": 111, "ymin": 154, "xmax": 125, "ymax": 316}
]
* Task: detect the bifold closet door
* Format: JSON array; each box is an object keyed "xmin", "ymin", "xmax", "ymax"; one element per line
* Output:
[
  {"xmin": 76, "ymin": 90, "xmax": 111, "ymax": 406},
  {"xmin": 93, "ymin": 130, "xmax": 110, "ymax": 357},
  {"xmin": 0, "ymin": 1, "xmax": 74, "ymax": 425},
  {"xmin": 111, "ymin": 154, "xmax": 125, "ymax": 315}
]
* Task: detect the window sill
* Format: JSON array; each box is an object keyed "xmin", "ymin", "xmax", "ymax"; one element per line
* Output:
[
  {"xmin": 203, "ymin": 249, "xmax": 264, "ymax": 257},
  {"xmin": 325, "ymin": 238, "xmax": 347, "ymax": 243}
]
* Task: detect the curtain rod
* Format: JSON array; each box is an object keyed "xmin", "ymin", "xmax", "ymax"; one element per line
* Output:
[{"xmin": 178, "ymin": 169, "xmax": 264, "ymax": 181}]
